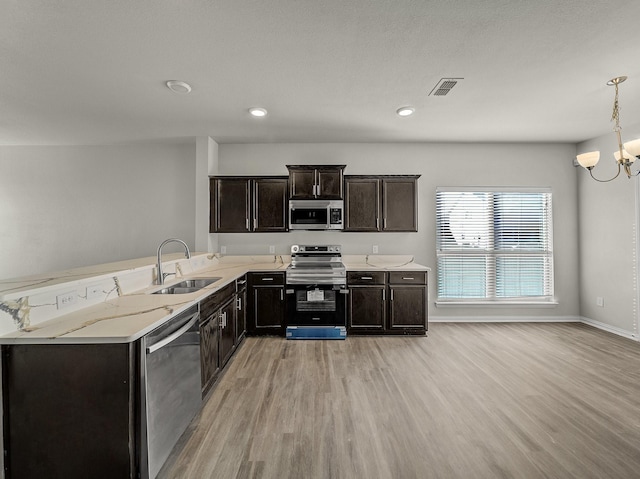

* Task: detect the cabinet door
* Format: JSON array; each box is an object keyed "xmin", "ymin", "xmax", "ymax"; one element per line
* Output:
[
  {"xmin": 344, "ymin": 177, "xmax": 380, "ymax": 231},
  {"xmin": 200, "ymin": 314, "xmax": 220, "ymax": 394},
  {"xmin": 317, "ymin": 168, "xmax": 344, "ymax": 199},
  {"xmin": 289, "ymin": 168, "xmax": 316, "ymax": 199},
  {"xmin": 348, "ymin": 286, "xmax": 386, "ymax": 331},
  {"xmin": 235, "ymin": 287, "xmax": 247, "ymax": 344},
  {"xmin": 382, "ymin": 177, "xmax": 418, "ymax": 232},
  {"xmin": 388, "ymin": 285, "xmax": 426, "ymax": 330},
  {"xmin": 254, "ymin": 178, "xmax": 288, "ymax": 231},
  {"xmin": 211, "ymin": 178, "xmax": 250, "ymax": 232},
  {"xmin": 253, "ymin": 286, "xmax": 285, "ymax": 331},
  {"xmin": 3, "ymin": 344, "xmax": 136, "ymax": 478},
  {"xmin": 219, "ymin": 299, "xmax": 236, "ymax": 367}
]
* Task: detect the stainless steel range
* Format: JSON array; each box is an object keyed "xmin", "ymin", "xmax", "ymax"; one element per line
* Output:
[{"xmin": 285, "ymin": 245, "xmax": 347, "ymax": 339}]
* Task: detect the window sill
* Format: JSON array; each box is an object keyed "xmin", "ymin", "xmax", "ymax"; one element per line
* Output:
[{"xmin": 435, "ymin": 300, "xmax": 558, "ymax": 308}]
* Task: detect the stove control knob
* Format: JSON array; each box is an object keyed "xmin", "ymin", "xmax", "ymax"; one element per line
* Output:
[
  {"xmin": 291, "ymin": 245, "xmax": 299, "ymax": 253},
  {"xmin": 329, "ymin": 246, "xmax": 334, "ymax": 252},
  {"xmin": 335, "ymin": 246, "xmax": 340, "ymax": 252}
]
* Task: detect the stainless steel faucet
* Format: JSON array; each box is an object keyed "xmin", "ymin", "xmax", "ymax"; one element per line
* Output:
[{"xmin": 156, "ymin": 238, "xmax": 191, "ymax": 285}]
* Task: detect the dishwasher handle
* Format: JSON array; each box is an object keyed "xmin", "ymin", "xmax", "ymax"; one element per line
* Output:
[{"xmin": 146, "ymin": 313, "xmax": 199, "ymax": 354}]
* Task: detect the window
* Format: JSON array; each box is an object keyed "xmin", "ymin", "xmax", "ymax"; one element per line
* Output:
[{"xmin": 436, "ymin": 188, "xmax": 553, "ymax": 304}]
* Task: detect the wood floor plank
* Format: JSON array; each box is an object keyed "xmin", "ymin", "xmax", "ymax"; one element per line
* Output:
[{"xmin": 158, "ymin": 323, "xmax": 640, "ymax": 479}]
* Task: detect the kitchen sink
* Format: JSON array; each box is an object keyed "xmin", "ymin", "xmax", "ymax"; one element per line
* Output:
[{"xmin": 150, "ymin": 277, "xmax": 222, "ymax": 294}]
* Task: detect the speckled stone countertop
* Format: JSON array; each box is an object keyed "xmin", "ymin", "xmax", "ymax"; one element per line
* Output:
[{"xmin": 0, "ymin": 254, "xmax": 428, "ymax": 345}]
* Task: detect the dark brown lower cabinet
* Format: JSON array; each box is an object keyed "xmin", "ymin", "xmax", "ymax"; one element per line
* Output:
[
  {"xmin": 2, "ymin": 343, "xmax": 137, "ymax": 479},
  {"xmin": 247, "ymin": 272, "xmax": 286, "ymax": 335},
  {"xmin": 348, "ymin": 271, "xmax": 386, "ymax": 331},
  {"xmin": 235, "ymin": 276, "xmax": 248, "ymax": 344},
  {"xmin": 388, "ymin": 285, "xmax": 427, "ymax": 331},
  {"xmin": 347, "ymin": 270, "xmax": 427, "ymax": 335},
  {"xmin": 199, "ymin": 311, "xmax": 220, "ymax": 395},
  {"xmin": 199, "ymin": 282, "xmax": 238, "ymax": 396},
  {"xmin": 219, "ymin": 297, "xmax": 235, "ymax": 367}
]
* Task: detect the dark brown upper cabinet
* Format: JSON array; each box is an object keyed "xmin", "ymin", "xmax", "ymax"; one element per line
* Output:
[
  {"xmin": 287, "ymin": 165, "xmax": 345, "ymax": 199},
  {"xmin": 344, "ymin": 175, "xmax": 419, "ymax": 232},
  {"xmin": 210, "ymin": 176, "xmax": 288, "ymax": 233}
]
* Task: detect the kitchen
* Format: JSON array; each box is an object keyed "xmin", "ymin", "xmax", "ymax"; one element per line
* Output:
[{"xmin": 2, "ymin": 1, "xmax": 640, "ymax": 478}]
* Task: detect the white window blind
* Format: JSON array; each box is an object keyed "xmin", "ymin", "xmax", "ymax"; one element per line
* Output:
[{"xmin": 436, "ymin": 188, "xmax": 553, "ymax": 303}]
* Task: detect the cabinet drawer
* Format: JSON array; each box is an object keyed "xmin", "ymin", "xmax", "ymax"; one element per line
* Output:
[
  {"xmin": 388, "ymin": 271, "xmax": 427, "ymax": 285},
  {"xmin": 250, "ymin": 272, "xmax": 285, "ymax": 286},
  {"xmin": 200, "ymin": 282, "xmax": 235, "ymax": 318},
  {"xmin": 347, "ymin": 271, "xmax": 386, "ymax": 285}
]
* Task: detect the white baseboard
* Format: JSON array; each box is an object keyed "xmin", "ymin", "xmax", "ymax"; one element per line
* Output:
[
  {"xmin": 430, "ymin": 315, "xmax": 638, "ymax": 341},
  {"xmin": 430, "ymin": 315, "xmax": 581, "ymax": 323},
  {"xmin": 579, "ymin": 316, "xmax": 638, "ymax": 341}
]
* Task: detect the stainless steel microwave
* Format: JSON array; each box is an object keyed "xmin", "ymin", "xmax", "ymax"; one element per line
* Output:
[{"xmin": 289, "ymin": 200, "xmax": 344, "ymax": 230}]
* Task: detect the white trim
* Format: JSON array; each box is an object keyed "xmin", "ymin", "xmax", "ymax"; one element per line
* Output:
[
  {"xmin": 580, "ymin": 316, "xmax": 638, "ymax": 341},
  {"xmin": 436, "ymin": 186, "xmax": 552, "ymax": 193},
  {"xmin": 429, "ymin": 315, "xmax": 639, "ymax": 341},
  {"xmin": 430, "ymin": 315, "xmax": 580, "ymax": 323},
  {"xmin": 634, "ymin": 174, "xmax": 640, "ymax": 338},
  {"xmin": 435, "ymin": 301, "xmax": 558, "ymax": 308}
]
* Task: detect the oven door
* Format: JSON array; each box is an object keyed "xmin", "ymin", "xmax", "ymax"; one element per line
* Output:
[{"xmin": 286, "ymin": 284, "xmax": 347, "ymax": 326}]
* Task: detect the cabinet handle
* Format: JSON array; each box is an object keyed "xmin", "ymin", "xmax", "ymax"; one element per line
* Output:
[
  {"xmin": 361, "ymin": 276, "xmax": 373, "ymax": 280},
  {"xmin": 403, "ymin": 277, "xmax": 414, "ymax": 280},
  {"xmin": 280, "ymin": 289, "xmax": 284, "ymax": 301},
  {"xmin": 253, "ymin": 218, "xmax": 257, "ymax": 229},
  {"xmin": 384, "ymin": 218, "xmax": 387, "ymax": 229},
  {"xmin": 237, "ymin": 297, "xmax": 242, "ymax": 311},
  {"xmin": 390, "ymin": 289, "xmax": 394, "ymax": 301},
  {"xmin": 382, "ymin": 289, "xmax": 386, "ymax": 301},
  {"xmin": 246, "ymin": 218, "xmax": 249, "ymax": 230},
  {"xmin": 262, "ymin": 277, "xmax": 274, "ymax": 281},
  {"xmin": 237, "ymin": 279, "xmax": 247, "ymax": 285},
  {"xmin": 376, "ymin": 217, "xmax": 379, "ymax": 230}
]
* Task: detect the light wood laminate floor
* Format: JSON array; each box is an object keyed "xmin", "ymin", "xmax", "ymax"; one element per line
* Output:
[{"xmin": 158, "ymin": 323, "xmax": 640, "ymax": 479}]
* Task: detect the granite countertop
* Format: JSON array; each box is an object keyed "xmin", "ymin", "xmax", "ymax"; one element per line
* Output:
[{"xmin": 0, "ymin": 254, "xmax": 428, "ymax": 345}]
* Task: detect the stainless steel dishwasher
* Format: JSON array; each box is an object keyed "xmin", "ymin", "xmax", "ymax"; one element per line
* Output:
[{"xmin": 140, "ymin": 304, "xmax": 201, "ymax": 479}]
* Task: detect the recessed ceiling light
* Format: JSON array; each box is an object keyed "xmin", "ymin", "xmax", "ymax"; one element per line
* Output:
[
  {"xmin": 249, "ymin": 107, "xmax": 268, "ymax": 117},
  {"xmin": 166, "ymin": 80, "xmax": 192, "ymax": 94},
  {"xmin": 396, "ymin": 106, "xmax": 415, "ymax": 117}
]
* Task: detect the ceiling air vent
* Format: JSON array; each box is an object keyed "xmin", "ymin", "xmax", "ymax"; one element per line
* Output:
[{"xmin": 429, "ymin": 78, "xmax": 464, "ymax": 96}]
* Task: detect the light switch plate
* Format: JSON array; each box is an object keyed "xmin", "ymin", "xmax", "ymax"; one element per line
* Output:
[{"xmin": 372, "ymin": 245, "xmax": 379, "ymax": 254}]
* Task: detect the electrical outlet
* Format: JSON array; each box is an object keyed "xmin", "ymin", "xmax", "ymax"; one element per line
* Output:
[
  {"xmin": 372, "ymin": 245, "xmax": 379, "ymax": 254},
  {"xmin": 269, "ymin": 245, "xmax": 275, "ymax": 254},
  {"xmin": 596, "ymin": 297, "xmax": 604, "ymax": 307},
  {"xmin": 86, "ymin": 284, "xmax": 103, "ymax": 300},
  {"xmin": 56, "ymin": 291, "xmax": 77, "ymax": 310},
  {"xmin": 221, "ymin": 246, "xmax": 227, "ymax": 254}
]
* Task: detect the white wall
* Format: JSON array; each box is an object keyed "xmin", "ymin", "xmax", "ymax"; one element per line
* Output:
[
  {"xmin": 217, "ymin": 142, "xmax": 580, "ymax": 320},
  {"xmin": 577, "ymin": 121, "xmax": 640, "ymax": 338},
  {"xmin": 0, "ymin": 144, "xmax": 196, "ymax": 279},
  {"xmin": 195, "ymin": 137, "xmax": 219, "ymax": 252}
]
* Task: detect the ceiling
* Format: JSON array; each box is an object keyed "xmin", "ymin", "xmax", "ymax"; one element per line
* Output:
[{"xmin": 2, "ymin": 0, "xmax": 640, "ymax": 146}]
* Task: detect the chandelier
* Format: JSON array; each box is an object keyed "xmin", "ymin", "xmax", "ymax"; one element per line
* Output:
[{"xmin": 576, "ymin": 76, "xmax": 640, "ymax": 182}]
